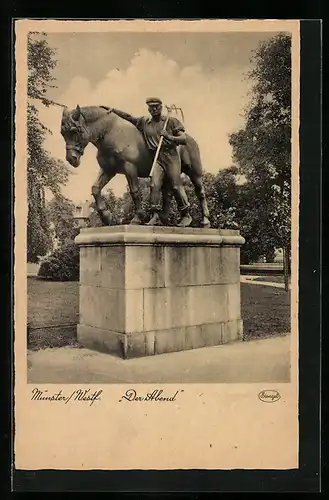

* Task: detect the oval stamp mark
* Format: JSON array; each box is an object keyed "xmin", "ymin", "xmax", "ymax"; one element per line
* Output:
[{"xmin": 258, "ymin": 390, "xmax": 281, "ymax": 403}]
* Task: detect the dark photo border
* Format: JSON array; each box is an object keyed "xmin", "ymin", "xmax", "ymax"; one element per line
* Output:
[{"xmin": 3, "ymin": 15, "xmax": 322, "ymax": 494}]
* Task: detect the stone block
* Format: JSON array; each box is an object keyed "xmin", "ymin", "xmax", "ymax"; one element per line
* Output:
[
  {"xmin": 125, "ymin": 332, "xmax": 148, "ymax": 358},
  {"xmin": 79, "ymin": 246, "xmax": 102, "ymax": 286},
  {"xmin": 202, "ymin": 322, "xmax": 223, "ymax": 346},
  {"xmin": 154, "ymin": 327, "xmax": 188, "ymax": 355},
  {"xmin": 143, "ymin": 286, "xmax": 191, "ymax": 331},
  {"xmin": 77, "ymin": 324, "xmax": 126, "ymax": 357},
  {"xmin": 189, "ymin": 285, "xmax": 228, "ymax": 325},
  {"xmin": 79, "ymin": 285, "xmax": 143, "ymax": 334},
  {"xmin": 164, "ymin": 245, "xmax": 211, "ymax": 287},
  {"xmin": 237, "ymin": 319, "xmax": 244, "ymax": 340},
  {"xmin": 79, "ymin": 285, "xmax": 125, "ymax": 332},
  {"xmin": 164, "ymin": 246, "xmax": 239, "ymax": 287},
  {"xmin": 210, "ymin": 246, "xmax": 240, "ymax": 285},
  {"xmin": 100, "ymin": 246, "xmax": 125, "ymax": 289},
  {"xmin": 125, "ymin": 289, "xmax": 144, "ymax": 333},
  {"xmin": 221, "ymin": 319, "xmax": 243, "ymax": 344},
  {"xmin": 227, "ymin": 283, "xmax": 241, "ymax": 321},
  {"xmin": 125, "ymin": 245, "xmax": 165, "ymax": 289},
  {"xmin": 143, "ymin": 284, "xmax": 229, "ymax": 332},
  {"xmin": 185, "ymin": 325, "xmax": 208, "ymax": 350}
]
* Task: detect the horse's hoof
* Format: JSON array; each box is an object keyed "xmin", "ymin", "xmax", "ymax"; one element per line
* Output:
[
  {"xmin": 146, "ymin": 220, "xmax": 163, "ymax": 227},
  {"xmin": 130, "ymin": 218, "xmax": 143, "ymax": 225},
  {"xmin": 201, "ymin": 217, "xmax": 211, "ymax": 229},
  {"xmin": 177, "ymin": 214, "xmax": 192, "ymax": 228},
  {"xmin": 101, "ymin": 217, "xmax": 112, "ymax": 226},
  {"xmin": 146, "ymin": 213, "xmax": 163, "ymax": 226},
  {"xmin": 100, "ymin": 210, "xmax": 112, "ymax": 226},
  {"xmin": 130, "ymin": 212, "xmax": 146, "ymax": 225}
]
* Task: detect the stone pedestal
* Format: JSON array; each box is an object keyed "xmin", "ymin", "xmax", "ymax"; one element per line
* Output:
[{"xmin": 75, "ymin": 226, "xmax": 245, "ymax": 359}]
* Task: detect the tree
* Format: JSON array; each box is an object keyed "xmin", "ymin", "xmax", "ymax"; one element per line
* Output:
[
  {"xmin": 229, "ymin": 33, "xmax": 292, "ymax": 282},
  {"xmin": 47, "ymin": 196, "xmax": 80, "ymax": 246},
  {"xmin": 235, "ymin": 181, "xmax": 279, "ymax": 264},
  {"xmin": 88, "ymin": 188, "xmax": 123, "ymax": 227},
  {"xmin": 27, "ymin": 32, "xmax": 71, "ymax": 262}
]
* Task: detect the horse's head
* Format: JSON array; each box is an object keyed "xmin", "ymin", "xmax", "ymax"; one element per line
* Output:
[{"xmin": 60, "ymin": 105, "xmax": 90, "ymax": 167}]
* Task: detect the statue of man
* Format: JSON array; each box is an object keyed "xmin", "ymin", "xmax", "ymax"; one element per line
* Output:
[{"xmin": 109, "ymin": 98, "xmax": 192, "ymax": 227}]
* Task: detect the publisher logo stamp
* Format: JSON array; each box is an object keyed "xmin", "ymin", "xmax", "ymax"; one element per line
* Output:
[{"xmin": 258, "ymin": 390, "xmax": 281, "ymax": 403}]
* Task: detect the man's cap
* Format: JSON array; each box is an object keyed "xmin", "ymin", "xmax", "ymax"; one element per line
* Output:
[{"xmin": 146, "ymin": 97, "xmax": 162, "ymax": 105}]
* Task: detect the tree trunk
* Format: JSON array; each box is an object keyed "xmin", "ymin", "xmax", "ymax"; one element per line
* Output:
[
  {"xmin": 265, "ymin": 247, "xmax": 276, "ymax": 263},
  {"xmin": 287, "ymin": 246, "xmax": 291, "ymax": 274},
  {"xmin": 282, "ymin": 246, "xmax": 290, "ymax": 292}
]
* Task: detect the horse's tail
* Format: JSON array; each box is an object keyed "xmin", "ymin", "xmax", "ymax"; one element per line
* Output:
[{"xmin": 184, "ymin": 134, "xmax": 203, "ymax": 176}]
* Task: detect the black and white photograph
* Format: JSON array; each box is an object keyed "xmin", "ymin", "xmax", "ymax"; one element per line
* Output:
[
  {"xmin": 14, "ymin": 19, "xmax": 300, "ymax": 471},
  {"xmin": 23, "ymin": 26, "xmax": 296, "ymax": 384}
]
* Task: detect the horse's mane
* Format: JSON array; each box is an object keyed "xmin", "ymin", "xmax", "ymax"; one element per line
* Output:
[{"xmin": 80, "ymin": 105, "xmax": 112, "ymax": 122}]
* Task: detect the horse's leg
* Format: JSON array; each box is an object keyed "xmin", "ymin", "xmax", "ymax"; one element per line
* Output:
[
  {"xmin": 125, "ymin": 163, "xmax": 146, "ymax": 225},
  {"xmin": 165, "ymin": 152, "xmax": 192, "ymax": 228},
  {"xmin": 188, "ymin": 172, "xmax": 211, "ymax": 228},
  {"xmin": 91, "ymin": 170, "xmax": 116, "ymax": 226},
  {"xmin": 183, "ymin": 138, "xmax": 211, "ymax": 228}
]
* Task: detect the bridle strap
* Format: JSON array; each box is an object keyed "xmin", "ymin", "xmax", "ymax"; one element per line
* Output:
[
  {"xmin": 79, "ymin": 108, "xmax": 88, "ymax": 123},
  {"xmin": 66, "ymin": 144, "xmax": 85, "ymax": 153}
]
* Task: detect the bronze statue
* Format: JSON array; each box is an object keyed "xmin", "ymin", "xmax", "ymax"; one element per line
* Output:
[{"xmin": 61, "ymin": 101, "xmax": 210, "ymax": 228}]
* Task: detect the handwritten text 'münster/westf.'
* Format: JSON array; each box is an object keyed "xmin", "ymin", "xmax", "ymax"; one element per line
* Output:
[{"xmin": 31, "ymin": 388, "xmax": 103, "ymax": 406}]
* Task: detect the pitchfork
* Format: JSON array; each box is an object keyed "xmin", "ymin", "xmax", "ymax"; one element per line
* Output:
[{"xmin": 149, "ymin": 104, "xmax": 185, "ymax": 179}]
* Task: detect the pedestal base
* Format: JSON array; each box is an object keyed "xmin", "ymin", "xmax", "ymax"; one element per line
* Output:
[
  {"xmin": 75, "ymin": 226, "xmax": 245, "ymax": 359},
  {"xmin": 77, "ymin": 319, "xmax": 243, "ymax": 359}
]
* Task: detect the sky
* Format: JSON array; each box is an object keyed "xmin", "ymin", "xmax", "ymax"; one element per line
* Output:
[{"xmin": 36, "ymin": 31, "xmax": 280, "ymax": 203}]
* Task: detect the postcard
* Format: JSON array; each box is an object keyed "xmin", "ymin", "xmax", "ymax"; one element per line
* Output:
[{"xmin": 14, "ymin": 19, "xmax": 300, "ymax": 471}]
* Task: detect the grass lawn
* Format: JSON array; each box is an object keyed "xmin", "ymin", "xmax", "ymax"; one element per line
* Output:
[
  {"xmin": 240, "ymin": 283, "xmax": 290, "ymax": 341},
  {"xmin": 27, "ymin": 278, "xmax": 80, "ymax": 350},
  {"xmin": 27, "ymin": 278, "xmax": 291, "ymax": 350}
]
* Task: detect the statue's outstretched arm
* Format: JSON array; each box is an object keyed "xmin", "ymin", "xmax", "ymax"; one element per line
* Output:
[{"xmin": 109, "ymin": 108, "xmax": 140, "ymax": 127}]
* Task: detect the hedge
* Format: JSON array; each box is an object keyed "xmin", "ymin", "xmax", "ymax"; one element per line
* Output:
[{"xmin": 38, "ymin": 243, "xmax": 79, "ymax": 281}]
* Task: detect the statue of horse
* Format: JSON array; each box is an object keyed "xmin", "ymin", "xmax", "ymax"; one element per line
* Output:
[{"xmin": 60, "ymin": 105, "xmax": 210, "ymax": 227}]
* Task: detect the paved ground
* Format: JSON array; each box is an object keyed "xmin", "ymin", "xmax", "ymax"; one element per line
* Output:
[
  {"xmin": 27, "ymin": 334, "xmax": 290, "ymax": 384},
  {"xmin": 240, "ymin": 275, "xmax": 290, "ymax": 289}
]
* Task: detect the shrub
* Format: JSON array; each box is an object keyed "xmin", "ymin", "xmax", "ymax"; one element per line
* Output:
[{"xmin": 38, "ymin": 244, "xmax": 80, "ymax": 281}]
